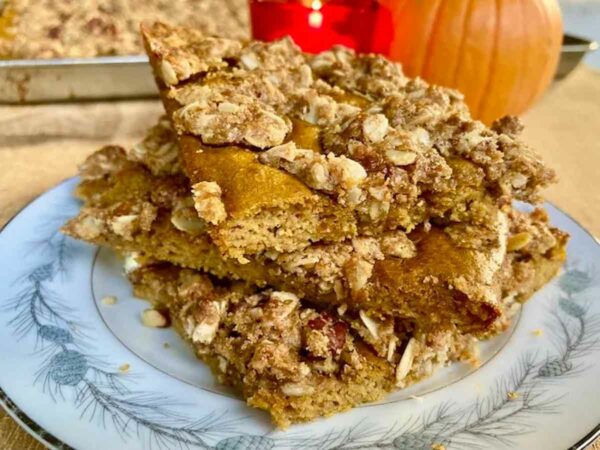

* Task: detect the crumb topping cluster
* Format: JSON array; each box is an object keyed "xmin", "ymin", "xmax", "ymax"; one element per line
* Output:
[
  {"xmin": 173, "ymin": 275, "xmax": 369, "ymax": 391},
  {"xmin": 507, "ymin": 208, "xmax": 566, "ymax": 256},
  {"xmin": 129, "ymin": 118, "xmax": 180, "ymax": 176}
]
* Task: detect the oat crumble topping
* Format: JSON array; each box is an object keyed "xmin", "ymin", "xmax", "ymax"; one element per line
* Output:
[
  {"xmin": 129, "ymin": 119, "xmax": 180, "ymax": 176},
  {"xmin": 259, "ymin": 142, "xmax": 367, "ymax": 204}
]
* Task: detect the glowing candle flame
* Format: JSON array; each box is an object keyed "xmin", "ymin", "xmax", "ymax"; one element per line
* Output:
[
  {"xmin": 308, "ymin": 0, "xmax": 323, "ymax": 28},
  {"xmin": 308, "ymin": 10, "xmax": 323, "ymax": 28},
  {"xmin": 249, "ymin": 0, "xmax": 393, "ymax": 55}
]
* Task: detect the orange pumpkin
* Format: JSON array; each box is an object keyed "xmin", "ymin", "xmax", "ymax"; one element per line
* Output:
[{"xmin": 383, "ymin": 0, "xmax": 563, "ymax": 124}]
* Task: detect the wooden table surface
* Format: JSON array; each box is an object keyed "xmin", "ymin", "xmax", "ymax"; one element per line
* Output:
[{"xmin": 0, "ymin": 65, "xmax": 599, "ymax": 449}]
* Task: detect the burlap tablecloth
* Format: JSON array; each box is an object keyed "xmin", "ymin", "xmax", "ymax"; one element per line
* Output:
[{"xmin": 0, "ymin": 65, "xmax": 599, "ymax": 450}]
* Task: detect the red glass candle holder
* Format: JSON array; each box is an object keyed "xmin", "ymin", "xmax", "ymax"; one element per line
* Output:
[{"xmin": 249, "ymin": 0, "xmax": 392, "ymax": 55}]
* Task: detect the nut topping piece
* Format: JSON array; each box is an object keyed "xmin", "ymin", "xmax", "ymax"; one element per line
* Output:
[
  {"xmin": 380, "ymin": 233, "xmax": 417, "ymax": 258},
  {"xmin": 345, "ymin": 257, "xmax": 374, "ymax": 293},
  {"xmin": 507, "ymin": 232, "xmax": 532, "ymax": 252},
  {"xmin": 395, "ymin": 338, "xmax": 416, "ymax": 387},
  {"xmin": 259, "ymin": 142, "xmax": 367, "ymax": 199},
  {"xmin": 281, "ymin": 383, "xmax": 315, "ymax": 397},
  {"xmin": 385, "ymin": 150, "xmax": 417, "ymax": 166},
  {"xmin": 160, "ymin": 60, "xmax": 178, "ymax": 86},
  {"xmin": 191, "ymin": 181, "xmax": 227, "ymax": 225},
  {"xmin": 184, "ymin": 300, "xmax": 227, "ymax": 345},
  {"xmin": 305, "ymin": 312, "xmax": 348, "ymax": 357},
  {"xmin": 362, "ymin": 113, "xmax": 389, "ymax": 143},
  {"xmin": 141, "ymin": 309, "xmax": 169, "ymax": 328},
  {"xmin": 359, "ymin": 310, "xmax": 379, "ymax": 339}
]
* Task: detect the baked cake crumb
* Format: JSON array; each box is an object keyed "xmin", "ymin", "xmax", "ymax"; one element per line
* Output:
[
  {"xmin": 101, "ymin": 295, "xmax": 117, "ymax": 305},
  {"xmin": 141, "ymin": 308, "xmax": 168, "ymax": 328}
]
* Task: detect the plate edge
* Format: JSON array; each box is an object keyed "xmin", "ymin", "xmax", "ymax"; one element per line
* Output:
[
  {"xmin": 0, "ymin": 177, "xmax": 599, "ymax": 450},
  {"xmin": 0, "ymin": 380, "xmax": 69, "ymax": 449},
  {"xmin": 571, "ymin": 423, "xmax": 600, "ymax": 450},
  {"xmin": 0, "ymin": 178, "xmax": 77, "ymax": 449}
]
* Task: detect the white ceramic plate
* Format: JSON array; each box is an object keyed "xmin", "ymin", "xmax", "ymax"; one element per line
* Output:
[{"xmin": 1, "ymin": 178, "xmax": 599, "ymax": 450}]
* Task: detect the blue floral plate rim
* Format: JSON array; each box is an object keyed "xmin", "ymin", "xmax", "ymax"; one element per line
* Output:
[{"xmin": 1, "ymin": 177, "xmax": 600, "ymax": 450}]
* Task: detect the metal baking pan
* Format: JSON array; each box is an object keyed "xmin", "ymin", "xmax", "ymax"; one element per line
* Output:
[
  {"xmin": 555, "ymin": 34, "xmax": 598, "ymax": 81},
  {"xmin": 0, "ymin": 34, "xmax": 596, "ymax": 104},
  {"xmin": 0, "ymin": 55, "xmax": 157, "ymax": 103}
]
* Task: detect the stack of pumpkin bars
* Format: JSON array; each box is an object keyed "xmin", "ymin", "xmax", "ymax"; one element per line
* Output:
[{"xmin": 63, "ymin": 22, "xmax": 568, "ymax": 428}]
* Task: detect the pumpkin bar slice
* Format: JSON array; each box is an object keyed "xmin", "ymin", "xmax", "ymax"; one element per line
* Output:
[
  {"xmin": 140, "ymin": 22, "xmax": 556, "ymax": 261},
  {"xmin": 127, "ymin": 262, "xmax": 481, "ymax": 428},
  {"xmin": 63, "ymin": 144, "xmax": 503, "ymax": 331},
  {"xmin": 62, "ymin": 142, "xmax": 568, "ymax": 332},
  {"xmin": 125, "ymin": 226, "xmax": 567, "ymax": 429}
]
